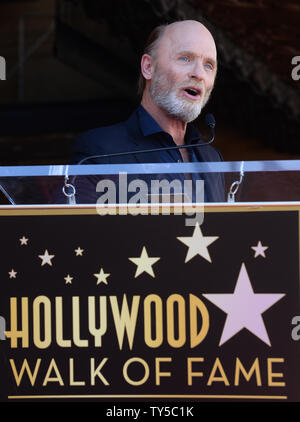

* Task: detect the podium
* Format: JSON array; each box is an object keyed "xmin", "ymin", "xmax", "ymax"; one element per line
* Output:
[{"xmin": 0, "ymin": 160, "xmax": 300, "ymax": 402}]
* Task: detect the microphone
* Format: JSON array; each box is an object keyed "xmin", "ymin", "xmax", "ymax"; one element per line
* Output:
[
  {"xmin": 76, "ymin": 113, "xmax": 216, "ymax": 165},
  {"xmin": 205, "ymin": 113, "xmax": 216, "ymax": 129}
]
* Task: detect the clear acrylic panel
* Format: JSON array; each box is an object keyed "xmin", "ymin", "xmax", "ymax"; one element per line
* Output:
[{"xmin": 0, "ymin": 160, "xmax": 299, "ymax": 205}]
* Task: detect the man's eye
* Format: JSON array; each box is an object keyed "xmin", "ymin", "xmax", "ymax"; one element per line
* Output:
[
  {"xmin": 205, "ymin": 63, "xmax": 214, "ymax": 70},
  {"xmin": 180, "ymin": 56, "xmax": 190, "ymax": 62}
]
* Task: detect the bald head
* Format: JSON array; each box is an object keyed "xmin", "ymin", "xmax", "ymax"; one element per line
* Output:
[
  {"xmin": 138, "ymin": 20, "xmax": 217, "ymax": 95},
  {"xmin": 158, "ymin": 20, "xmax": 216, "ymax": 57},
  {"xmin": 139, "ymin": 19, "xmax": 218, "ymax": 123}
]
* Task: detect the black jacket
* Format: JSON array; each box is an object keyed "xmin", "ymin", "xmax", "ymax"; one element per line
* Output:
[{"xmin": 70, "ymin": 105, "xmax": 225, "ymax": 203}]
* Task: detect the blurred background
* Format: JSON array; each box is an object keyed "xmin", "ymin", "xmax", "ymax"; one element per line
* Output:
[{"xmin": 0, "ymin": 0, "xmax": 299, "ymax": 166}]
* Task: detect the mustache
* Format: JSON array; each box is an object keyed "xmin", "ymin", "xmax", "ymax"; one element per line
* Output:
[{"xmin": 178, "ymin": 81, "xmax": 204, "ymax": 90}]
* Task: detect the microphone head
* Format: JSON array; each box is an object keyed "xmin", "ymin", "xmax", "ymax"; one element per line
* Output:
[{"xmin": 205, "ymin": 113, "xmax": 216, "ymax": 129}]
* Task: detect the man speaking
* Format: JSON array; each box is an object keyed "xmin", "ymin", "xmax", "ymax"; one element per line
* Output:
[{"xmin": 70, "ymin": 20, "xmax": 224, "ymax": 203}]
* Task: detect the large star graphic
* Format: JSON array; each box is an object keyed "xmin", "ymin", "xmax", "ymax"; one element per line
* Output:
[
  {"xmin": 38, "ymin": 249, "xmax": 55, "ymax": 266},
  {"xmin": 203, "ymin": 263, "xmax": 285, "ymax": 346},
  {"xmin": 129, "ymin": 246, "xmax": 160, "ymax": 278},
  {"xmin": 177, "ymin": 222, "xmax": 219, "ymax": 263}
]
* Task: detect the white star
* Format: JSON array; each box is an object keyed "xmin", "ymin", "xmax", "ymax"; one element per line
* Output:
[
  {"xmin": 19, "ymin": 236, "xmax": 28, "ymax": 245},
  {"xmin": 203, "ymin": 263, "xmax": 285, "ymax": 346},
  {"xmin": 38, "ymin": 249, "xmax": 55, "ymax": 266},
  {"xmin": 93, "ymin": 268, "xmax": 110, "ymax": 285},
  {"xmin": 8, "ymin": 269, "xmax": 17, "ymax": 279},
  {"xmin": 64, "ymin": 274, "xmax": 73, "ymax": 284},
  {"xmin": 129, "ymin": 246, "xmax": 160, "ymax": 278},
  {"xmin": 251, "ymin": 241, "xmax": 269, "ymax": 258},
  {"xmin": 177, "ymin": 222, "xmax": 219, "ymax": 263},
  {"xmin": 75, "ymin": 247, "xmax": 84, "ymax": 256}
]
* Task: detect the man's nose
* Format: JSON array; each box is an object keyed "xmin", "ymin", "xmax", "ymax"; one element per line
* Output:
[{"xmin": 188, "ymin": 61, "xmax": 206, "ymax": 81}]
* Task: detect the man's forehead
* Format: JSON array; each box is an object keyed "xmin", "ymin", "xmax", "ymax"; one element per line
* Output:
[{"xmin": 158, "ymin": 21, "xmax": 217, "ymax": 58}]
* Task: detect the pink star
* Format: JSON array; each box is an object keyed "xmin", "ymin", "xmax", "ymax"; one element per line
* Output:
[
  {"xmin": 251, "ymin": 241, "xmax": 269, "ymax": 258},
  {"xmin": 203, "ymin": 263, "xmax": 285, "ymax": 346}
]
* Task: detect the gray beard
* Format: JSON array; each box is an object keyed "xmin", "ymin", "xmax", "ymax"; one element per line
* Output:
[
  {"xmin": 150, "ymin": 77, "xmax": 208, "ymax": 123},
  {"xmin": 153, "ymin": 90, "xmax": 204, "ymax": 123}
]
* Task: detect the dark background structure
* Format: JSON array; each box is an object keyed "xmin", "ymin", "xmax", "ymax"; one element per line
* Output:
[{"xmin": 0, "ymin": 0, "xmax": 299, "ymax": 166}]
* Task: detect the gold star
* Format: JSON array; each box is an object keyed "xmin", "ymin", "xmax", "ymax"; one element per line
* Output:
[
  {"xmin": 94, "ymin": 268, "xmax": 110, "ymax": 285},
  {"xmin": 38, "ymin": 249, "xmax": 55, "ymax": 266},
  {"xmin": 8, "ymin": 269, "xmax": 17, "ymax": 279},
  {"xmin": 177, "ymin": 222, "xmax": 219, "ymax": 263},
  {"xmin": 19, "ymin": 236, "xmax": 28, "ymax": 245},
  {"xmin": 129, "ymin": 246, "xmax": 160, "ymax": 278},
  {"xmin": 64, "ymin": 274, "xmax": 73, "ymax": 284},
  {"xmin": 75, "ymin": 247, "xmax": 84, "ymax": 256}
]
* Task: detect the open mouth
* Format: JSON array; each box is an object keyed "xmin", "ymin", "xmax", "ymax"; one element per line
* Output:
[{"xmin": 183, "ymin": 87, "xmax": 201, "ymax": 99}]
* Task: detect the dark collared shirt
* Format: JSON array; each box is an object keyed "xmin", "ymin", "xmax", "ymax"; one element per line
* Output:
[
  {"xmin": 137, "ymin": 104, "xmax": 202, "ymax": 163},
  {"xmin": 69, "ymin": 105, "xmax": 225, "ymax": 203}
]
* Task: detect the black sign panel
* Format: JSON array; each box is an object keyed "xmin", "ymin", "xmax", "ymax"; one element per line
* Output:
[{"xmin": 0, "ymin": 206, "xmax": 299, "ymax": 402}]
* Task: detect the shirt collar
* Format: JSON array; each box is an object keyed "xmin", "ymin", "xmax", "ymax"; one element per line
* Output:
[
  {"xmin": 137, "ymin": 104, "xmax": 164, "ymax": 136},
  {"xmin": 137, "ymin": 104, "xmax": 201, "ymax": 144},
  {"xmin": 184, "ymin": 123, "xmax": 202, "ymax": 145}
]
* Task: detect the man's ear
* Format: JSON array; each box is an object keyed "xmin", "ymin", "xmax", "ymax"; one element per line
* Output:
[{"xmin": 141, "ymin": 54, "xmax": 154, "ymax": 81}]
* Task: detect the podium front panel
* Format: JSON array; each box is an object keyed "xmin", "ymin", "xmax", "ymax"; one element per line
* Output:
[{"xmin": 0, "ymin": 203, "xmax": 299, "ymax": 402}]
